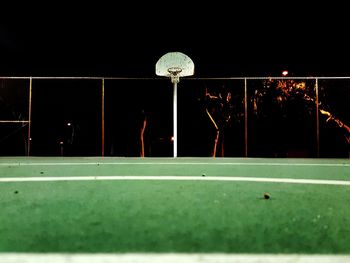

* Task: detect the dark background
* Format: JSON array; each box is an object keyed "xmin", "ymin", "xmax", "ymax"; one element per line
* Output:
[
  {"xmin": 1, "ymin": 3, "xmax": 350, "ymax": 78},
  {"xmin": 1, "ymin": 5, "xmax": 350, "ymax": 157}
]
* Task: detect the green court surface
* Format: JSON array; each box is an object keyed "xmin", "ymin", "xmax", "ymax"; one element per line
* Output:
[{"xmin": 1, "ymin": 157, "xmax": 350, "ymax": 261}]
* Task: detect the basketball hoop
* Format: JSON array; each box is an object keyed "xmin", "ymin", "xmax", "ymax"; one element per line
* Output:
[
  {"xmin": 168, "ymin": 67, "xmax": 182, "ymax": 83},
  {"xmin": 156, "ymin": 52, "xmax": 194, "ymax": 79},
  {"xmin": 155, "ymin": 52, "xmax": 194, "ymax": 157}
]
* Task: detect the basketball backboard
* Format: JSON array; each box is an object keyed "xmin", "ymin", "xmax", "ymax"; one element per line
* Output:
[{"xmin": 156, "ymin": 52, "xmax": 194, "ymax": 79}]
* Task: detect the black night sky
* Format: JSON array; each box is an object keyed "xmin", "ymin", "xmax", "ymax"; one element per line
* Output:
[{"xmin": 1, "ymin": 4, "xmax": 350, "ymax": 78}]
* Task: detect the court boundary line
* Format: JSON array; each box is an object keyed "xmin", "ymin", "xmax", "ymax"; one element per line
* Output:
[
  {"xmin": 1, "ymin": 175, "xmax": 350, "ymax": 185},
  {"xmin": 0, "ymin": 253, "xmax": 350, "ymax": 263},
  {"xmin": 1, "ymin": 162, "xmax": 350, "ymax": 167}
]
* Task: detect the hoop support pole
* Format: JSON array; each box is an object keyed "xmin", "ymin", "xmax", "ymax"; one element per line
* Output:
[{"xmin": 173, "ymin": 79, "xmax": 178, "ymax": 157}]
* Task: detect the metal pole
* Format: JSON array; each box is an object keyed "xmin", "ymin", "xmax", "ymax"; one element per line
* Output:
[
  {"xmin": 173, "ymin": 80, "xmax": 178, "ymax": 157},
  {"xmin": 315, "ymin": 78, "xmax": 319, "ymax": 157},
  {"xmin": 244, "ymin": 78, "xmax": 248, "ymax": 157},
  {"xmin": 101, "ymin": 78, "xmax": 105, "ymax": 157},
  {"xmin": 27, "ymin": 77, "xmax": 32, "ymax": 156}
]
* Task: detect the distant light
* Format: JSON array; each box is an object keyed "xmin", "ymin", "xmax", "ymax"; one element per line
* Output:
[
  {"xmin": 60, "ymin": 141, "xmax": 64, "ymax": 145},
  {"xmin": 67, "ymin": 122, "xmax": 71, "ymax": 126},
  {"xmin": 171, "ymin": 136, "xmax": 174, "ymax": 141},
  {"xmin": 282, "ymin": 70, "xmax": 289, "ymax": 76}
]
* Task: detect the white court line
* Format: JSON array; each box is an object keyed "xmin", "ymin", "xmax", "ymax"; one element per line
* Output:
[
  {"xmin": 1, "ymin": 162, "xmax": 350, "ymax": 167},
  {"xmin": 1, "ymin": 175, "xmax": 350, "ymax": 185},
  {"xmin": 0, "ymin": 253, "xmax": 350, "ymax": 263}
]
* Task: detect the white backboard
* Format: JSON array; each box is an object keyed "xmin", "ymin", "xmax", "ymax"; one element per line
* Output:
[{"xmin": 156, "ymin": 52, "xmax": 194, "ymax": 77}]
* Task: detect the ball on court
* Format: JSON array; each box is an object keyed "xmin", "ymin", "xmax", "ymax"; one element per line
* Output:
[
  {"xmin": 263, "ymin": 192, "xmax": 270, "ymax": 199},
  {"xmin": 202, "ymin": 173, "xmax": 206, "ymax": 177}
]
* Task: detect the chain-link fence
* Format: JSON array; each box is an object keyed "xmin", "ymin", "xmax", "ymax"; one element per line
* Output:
[{"xmin": 1, "ymin": 76, "xmax": 349, "ymax": 158}]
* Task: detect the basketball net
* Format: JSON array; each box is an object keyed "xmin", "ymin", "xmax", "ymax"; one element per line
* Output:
[{"xmin": 168, "ymin": 67, "xmax": 182, "ymax": 84}]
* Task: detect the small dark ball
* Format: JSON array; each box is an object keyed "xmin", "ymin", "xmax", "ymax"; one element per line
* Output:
[{"xmin": 14, "ymin": 190, "xmax": 18, "ymax": 194}]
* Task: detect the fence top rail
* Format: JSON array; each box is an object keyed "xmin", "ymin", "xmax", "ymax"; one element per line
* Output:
[{"xmin": 1, "ymin": 76, "xmax": 350, "ymax": 80}]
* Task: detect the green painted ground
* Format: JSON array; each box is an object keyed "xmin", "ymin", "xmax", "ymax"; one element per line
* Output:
[
  {"xmin": 1, "ymin": 157, "xmax": 350, "ymax": 180},
  {"xmin": 0, "ymin": 157, "xmax": 350, "ymax": 253}
]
